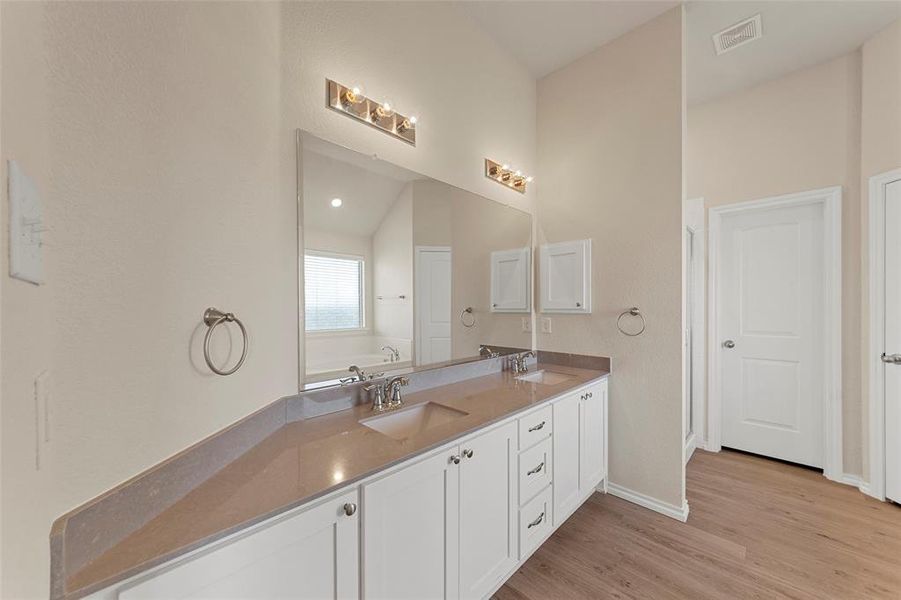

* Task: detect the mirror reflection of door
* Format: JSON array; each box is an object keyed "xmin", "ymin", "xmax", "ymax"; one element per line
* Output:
[{"xmin": 415, "ymin": 247, "xmax": 452, "ymax": 365}]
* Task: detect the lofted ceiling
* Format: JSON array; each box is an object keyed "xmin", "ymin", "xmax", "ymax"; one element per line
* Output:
[
  {"xmin": 456, "ymin": 1, "xmax": 899, "ymax": 105},
  {"xmin": 302, "ymin": 138, "xmax": 423, "ymax": 239},
  {"xmin": 456, "ymin": 1, "xmax": 678, "ymax": 78},
  {"xmin": 686, "ymin": 1, "xmax": 901, "ymax": 105}
]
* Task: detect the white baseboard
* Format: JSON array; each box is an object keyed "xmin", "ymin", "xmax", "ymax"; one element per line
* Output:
[
  {"xmin": 836, "ymin": 473, "xmax": 885, "ymax": 501},
  {"xmin": 607, "ymin": 482, "xmax": 690, "ymax": 522},
  {"xmin": 838, "ymin": 473, "xmax": 862, "ymax": 487}
]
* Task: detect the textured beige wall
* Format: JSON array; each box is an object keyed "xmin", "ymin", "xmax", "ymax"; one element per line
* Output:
[
  {"xmin": 373, "ymin": 185, "xmax": 414, "ymax": 341},
  {"xmin": 687, "ymin": 52, "xmax": 864, "ymax": 475},
  {"xmin": 0, "ymin": 2, "xmax": 536, "ymax": 597},
  {"xmin": 536, "ymin": 8, "xmax": 685, "ymax": 508},
  {"xmin": 860, "ymin": 19, "xmax": 901, "ymax": 479}
]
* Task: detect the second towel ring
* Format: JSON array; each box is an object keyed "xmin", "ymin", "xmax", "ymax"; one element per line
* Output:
[
  {"xmin": 203, "ymin": 307, "xmax": 248, "ymax": 376},
  {"xmin": 616, "ymin": 307, "xmax": 646, "ymax": 337},
  {"xmin": 460, "ymin": 307, "xmax": 476, "ymax": 328}
]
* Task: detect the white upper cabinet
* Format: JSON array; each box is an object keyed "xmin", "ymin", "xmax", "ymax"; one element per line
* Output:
[
  {"xmin": 539, "ymin": 239, "xmax": 591, "ymax": 313},
  {"xmin": 490, "ymin": 247, "xmax": 531, "ymax": 313}
]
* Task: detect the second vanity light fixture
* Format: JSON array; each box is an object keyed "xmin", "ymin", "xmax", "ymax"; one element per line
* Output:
[
  {"xmin": 326, "ymin": 79, "xmax": 417, "ymax": 146},
  {"xmin": 485, "ymin": 159, "xmax": 533, "ymax": 194}
]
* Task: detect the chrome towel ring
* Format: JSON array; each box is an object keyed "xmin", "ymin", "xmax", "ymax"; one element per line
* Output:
[
  {"xmin": 460, "ymin": 307, "xmax": 476, "ymax": 328},
  {"xmin": 203, "ymin": 307, "xmax": 248, "ymax": 376},
  {"xmin": 616, "ymin": 307, "xmax": 646, "ymax": 337}
]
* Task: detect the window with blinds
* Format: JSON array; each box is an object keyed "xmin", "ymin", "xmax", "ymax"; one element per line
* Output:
[{"xmin": 304, "ymin": 252, "xmax": 364, "ymax": 331}]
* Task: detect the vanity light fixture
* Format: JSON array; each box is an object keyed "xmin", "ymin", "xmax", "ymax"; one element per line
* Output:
[
  {"xmin": 327, "ymin": 79, "xmax": 417, "ymax": 146},
  {"xmin": 330, "ymin": 198, "xmax": 343, "ymax": 208},
  {"xmin": 485, "ymin": 158, "xmax": 532, "ymax": 194}
]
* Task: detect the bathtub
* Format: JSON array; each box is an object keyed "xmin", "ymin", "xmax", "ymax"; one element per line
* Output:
[{"xmin": 307, "ymin": 352, "xmax": 412, "ymax": 383}]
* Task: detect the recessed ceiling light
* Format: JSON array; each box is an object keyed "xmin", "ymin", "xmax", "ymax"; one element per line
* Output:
[{"xmin": 330, "ymin": 198, "xmax": 343, "ymax": 208}]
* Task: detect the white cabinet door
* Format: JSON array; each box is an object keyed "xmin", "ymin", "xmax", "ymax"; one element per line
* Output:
[
  {"xmin": 552, "ymin": 392, "xmax": 581, "ymax": 526},
  {"xmin": 580, "ymin": 380, "xmax": 607, "ymax": 490},
  {"xmin": 363, "ymin": 448, "xmax": 460, "ymax": 600},
  {"xmin": 119, "ymin": 490, "xmax": 360, "ymax": 600},
  {"xmin": 490, "ymin": 247, "xmax": 530, "ymax": 313},
  {"xmin": 459, "ymin": 422, "xmax": 518, "ymax": 600},
  {"xmin": 540, "ymin": 239, "xmax": 591, "ymax": 313}
]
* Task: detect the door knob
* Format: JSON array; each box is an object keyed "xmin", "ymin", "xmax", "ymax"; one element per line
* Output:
[
  {"xmin": 882, "ymin": 353, "xmax": 901, "ymax": 364},
  {"xmin": 723, "ymin": 340, "xmax": 735, "ymax": 349}
]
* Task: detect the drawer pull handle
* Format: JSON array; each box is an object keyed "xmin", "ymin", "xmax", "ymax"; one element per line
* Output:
[
  {"xmin": 343, "ymin": 503, "xmax": 357, "ymax": 516},
  {"xmin": 528, "ymin": 421, "xmax": 546, "ymax": 432},
  {"xmin": 527, "ymin": 461, "xmax": 545, "ymax": 476},
  {"xmin": 527, "ymin": 511, "xmax": 545, "ymax": 529}
]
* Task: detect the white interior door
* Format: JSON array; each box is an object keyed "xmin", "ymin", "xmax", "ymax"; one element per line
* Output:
[
  {"xmin": 718, "ymin": 202, "xmax": 825, "ymax": 468},
  {"xmin": 416, "ymin": 247, "xmax": 452, "ymax": 365},
  {"xmin": 883, "ymin": 178, "xmax": 901, "ymax": 503}
]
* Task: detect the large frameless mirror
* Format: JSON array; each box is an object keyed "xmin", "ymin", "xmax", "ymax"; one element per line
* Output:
[{"xmin": 298, "ymin": 132, "xmax": 533, "ymax": 389}]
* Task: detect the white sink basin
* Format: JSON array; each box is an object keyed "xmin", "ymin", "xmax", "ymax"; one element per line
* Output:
[
  {"xmin": 360, "ymin": 402, "xmax": 469, "ymax": 441},
  {"xmin": 515, "ymin": 370, "xmax": 574, "ymax": 385}
]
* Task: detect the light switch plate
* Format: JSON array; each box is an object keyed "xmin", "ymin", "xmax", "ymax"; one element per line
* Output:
[
  {"xmin": 541, "ymin": 317, "xmax": 552, "ymax": 334},
  {"xmin": 9, "ymin": 160, "xmax": 44, "ymax": 285},
  {"xmin": 521, "ymin": 317, "xmax": 532, "ymax": 333}
]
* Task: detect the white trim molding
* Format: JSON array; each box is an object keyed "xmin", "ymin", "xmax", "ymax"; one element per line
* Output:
[
  {"xmin": 607, "ymin": 482, "xmax": 690, "ymax": 522},
  {"xmin": 707, "ymin": 187, "xmax": 843, "ymax": 482},
  {"xmin": 866, "ymin": 168, "xmax": 901, "ymax": 502}
]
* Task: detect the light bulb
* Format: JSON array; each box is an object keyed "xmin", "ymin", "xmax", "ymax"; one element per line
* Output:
[
  {"xmin": 341, "ymin": 85, "xmax": 365, "ymax": 108},
  {"xmin": 331, "ymin": 198, "xmax": 343, "ymax": 208},
  {"xmin": 526, "ymin": 176, "xmax": 534, "ymax": 183},
  {"xmin": 409, "ymin": 115, "xmax": 418, "ymax": 124},
  {"xmin": 371, "ymin": 99, "xmax": 395, "ymax": 123},
  {"xmin": 515, "ymin": 170, "xmax": 522, "ymax": 177},
  {"xmin": 501, "ymin": 164, "xmax": 509, "ymax": 170}
]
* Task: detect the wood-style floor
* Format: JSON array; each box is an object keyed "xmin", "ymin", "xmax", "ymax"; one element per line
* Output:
[{"xmin": 496, "ymin": 449, "xmax": 901, "ymax": 599}]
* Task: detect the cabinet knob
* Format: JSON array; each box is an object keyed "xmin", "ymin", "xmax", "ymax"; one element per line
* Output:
[
  {"xmin": 450, "ymin": 455, "xmax": 461, "ymax": 465},
  {"xmin": 343, "ymin": 502, "xmax": 357, "ymax": 516},
  {"xmin": 463, "ymin": 449, "xmax": 474, "ymax": 459},
  {"xmin": 576, "ymin": 302, "xmax": 581, "ymax": 307}
]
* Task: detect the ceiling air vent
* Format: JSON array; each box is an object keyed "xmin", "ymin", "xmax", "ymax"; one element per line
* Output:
[{"xmin": 712, "ymin": 14, "xmax": 762, "ymax": 55}]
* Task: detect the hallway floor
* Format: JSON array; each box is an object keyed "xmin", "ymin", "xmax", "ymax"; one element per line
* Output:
[{"xmin": 495, "ymin": 449, "xmax": 901, "ymax": 599}]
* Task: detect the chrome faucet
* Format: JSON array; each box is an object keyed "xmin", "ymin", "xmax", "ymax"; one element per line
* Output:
[
  {"xmin": 340, "ymin": 365, "xmax": 383, "ymax": 386},
  {"xmin": 386, "ymin": 375, "xmax": 409, "ymax": 407},
  {"xmin": 510, "ymin": 351, "xmax": 536, "ymax": 374},
  {"xmin": 479, "ymin": 345, "xmax": 500, "ymax": 358},
  {"xmin": 381, "ymin": 345, "xmax": 400, "ymax": 362},
  {"xmin": 365, "ymin": 375, "xmax": 409, "ymax": 411}
]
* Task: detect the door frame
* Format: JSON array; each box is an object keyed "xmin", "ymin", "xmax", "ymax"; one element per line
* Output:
[
  {"xmin": 684, "ymin": 197, "xmax": 707, "ymax": 463},
  {"xmin": 707, "ymin": 186, "xmax": 842, "ymax": 481},
  {"xmin": 414, "ymin": 245, "xmax": 452, "ymax": 366},
  {"xmin": 866, "ymin": 168, "xmax": 901, "ymax": 501}
]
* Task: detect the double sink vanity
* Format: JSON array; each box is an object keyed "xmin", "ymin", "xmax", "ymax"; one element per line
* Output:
[
  {"xmin": 51, "ymin": 353, "xmax": 609, "ymax": 600},
  {"xmin": 49, "ymin": 131, "xmax": 611, "ymax": 600}
]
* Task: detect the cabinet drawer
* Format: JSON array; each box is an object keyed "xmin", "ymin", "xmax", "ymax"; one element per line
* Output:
[
  {"xmin": 519, "ymin": 437, "xmax": 552, "ymax": 506},
  {"xmin": 518, "ymin": 405, "xmax": 552, "ymax": 450},
  {"xmin": 518, "ymin": 484, "xmax": 553, "ymax": 560}
]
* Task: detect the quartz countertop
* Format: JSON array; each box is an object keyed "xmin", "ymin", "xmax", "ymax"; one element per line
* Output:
[{"xmin": 64, "ymin": 362, "xmax": 608, "ymax": 598}]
